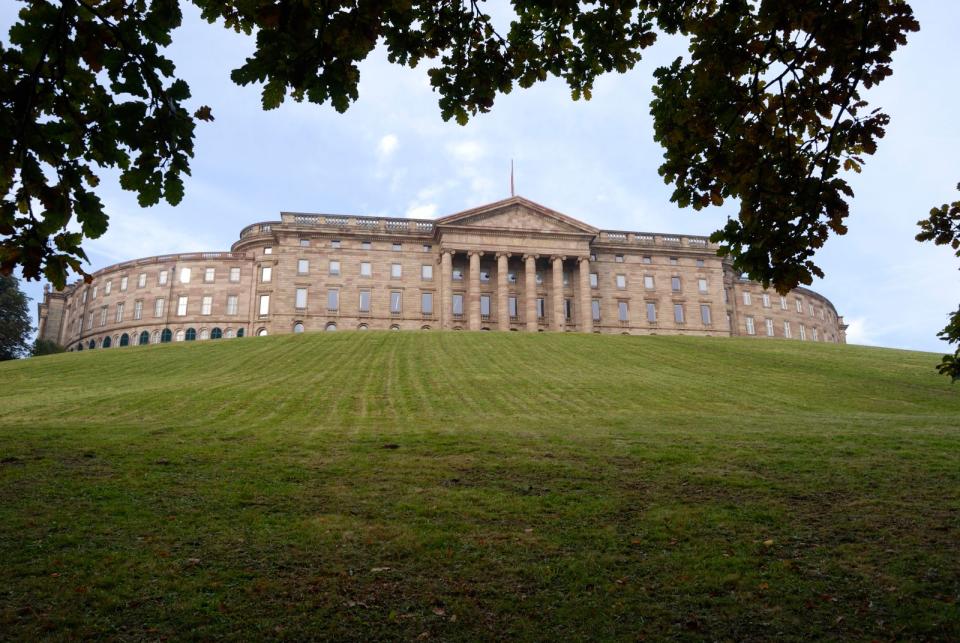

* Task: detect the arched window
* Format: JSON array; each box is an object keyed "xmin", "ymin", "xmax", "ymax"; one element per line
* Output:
[
  {"xmin": 420, "ymin": 325, "xmax": 431, "ymax": 331},
  {"xmin": 236, "ymin": 328, "xmax": 244, "ymax": 338},
  {"xmin": 389, "ymin": 324, "xmax": 400, "ymax": 331},
  {"xmin": 357, "ymin": 323, "xmax": 368, "ymax": 331},
  {"xmin": 88, "ymin": 339, "xmax": 96, "ymax": 349},
  {"xmin": 175, "ymin": 329, "xmax": 185, "ymax": 342},
  {"xmin": 77, "ymin": 343, "xmax": 83, "ymax": 351},
  {"xmin": 102, "ymin": 336, "xmax": 112, "ymax": 348},
  {"xmin": 211, "ymin": 328, "xmax": 223, "ymax": 339},
  {"xmin": 119, "ymin": 333, "xmax": 129, "ymax": 347},
  {"xmin": 324, "ymin": 322, "xmax": 337, "ymax": 332},
  {"xmin": 199, "ymin": 328, "xmax": 209, "ymax": 340},
  {"xmin": 139, "ymin": 331, "xmax": 150, "ymax": 345},
  {"xmin": 293, "ymin": 322, "xmax": 305, "ymax": 333},
  {"xmin": 160, "ymin": 329, "xmax": 172, "ymax": 343},
  {"xmin": 224, "ymin": 328, "xmax": 233, "ymax": 338},
  {"xmin": 185, "ymin": 328, "xmax": 197, "ymax": 341},
  {"xmin": 257, "ymin": 328, "xmax": 268, "ymax": 337}
]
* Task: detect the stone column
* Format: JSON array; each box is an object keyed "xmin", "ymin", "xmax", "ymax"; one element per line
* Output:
[
  {"xmin": 551, "ymin": 255, "xmax": 565, "ymax": 332},
  {"xmin": 497, "ymin": 253, "xmax": 510, "ymax": 331},
  {"xmin": 468, "ymin": 251, "xmax": 481, "ymax": 331},
  {"xmin": 440, "ymin": 250, "xmax": 453, "ymax": 330},
  {"xmin": 524, "ymin": 254, "xmax": 538, "ymax": 332},
  {"xmin": 578, "ymin": 256, "xmax": 593, "ymax": 333}
]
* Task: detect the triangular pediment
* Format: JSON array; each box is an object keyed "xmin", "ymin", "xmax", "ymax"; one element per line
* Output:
[{"xmin": 435, "ymin": 196, "xmax": 598, "ymax": 235}]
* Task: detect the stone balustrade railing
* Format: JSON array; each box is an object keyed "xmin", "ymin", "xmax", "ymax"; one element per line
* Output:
[
  {"xmin": 72, "ymin": 251, "xmax": 250, "ymax": 286},
  {"xmin": 596, "ymin": 230, "xmax": 715, "ymax": 249}
]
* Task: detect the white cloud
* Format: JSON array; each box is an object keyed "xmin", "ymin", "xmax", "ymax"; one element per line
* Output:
[
  {"xmin": 406, "ymin": 203, "xmax": 438, "ymax": 219},
  {"xmin": 447, "ymin": 140, "xmax": 485, "ymax": 163},
  {"xmin": 376, "ymin": 134, "xmax": 399, "ymax": 161},
  {"xmin": 843, "ymin": 317, "xmax": 877, "ymax": 346}
]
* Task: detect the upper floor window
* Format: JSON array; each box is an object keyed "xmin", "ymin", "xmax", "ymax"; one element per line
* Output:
[
  {"xmin": 452, "ymin": 294, "xmax": 464, "ymax": 316},
  {"xmin": 799, "ymin": 324, "xmax": 807, "ymax": 340},
  {"xmin": 360, "ymin": 262, "xmax": 372, "ymax": 277},
  {"xmin": 331, "ymin": 240, "xmax": 341, "ymax": 249},
  {"xmin": 766, "ymin": 318, "xmax": 775, "ymax": 336},
  {"xmin": 81, "ymin": 290, "xmax": 87, "ymax": 303},
  {"xmin": 422, "ymin": 244, "xmax": 432, "ymax": 252},
  {"xmin": 669, "ymin": 257, "xmax": 678, "ymax": 265},
  {"xmin": 618, "ymin": 301, "xmax": 629, "ymax": 322},
  {"xmin": 421, "ymin": 292, "xmax": 434, "ymax": 314},
  {"xmin": 133, "ymin": 300, "xmax": 143, "ymax": 320},
  {"xmin": 264, "ymin": 246, "xmax": 273, "ymax": 254},
  {"xmin": 359, "ymin": 290, "xmax": 371, "ymax": 313},
  {"xmin": 201, "ymin": 296, "xmax": 213, "ymax": 315},
  {"xmin": 92, "ymin": 285, "xmax": 98, "ymax": 299},
  {"xmin": 452, "ymin": 268, "xmax": 463, "ymax": 281},
  {"xmin": 780, "ymin": 296, "xmax": 788, "ymax": 310},
  {"xmin": 590, "ymin": 253, "xmax": 597, "ymax": 261},
  {"xmin": 230, "ymin": 267, "xmax": 241, "ymax": 282},
  {"xmin": 784, "ymin": 321, "xmax": 792, "ymax": 338},
  {"xmin": 642, "ymin": 256, "xmax": 652, "ymax": 264},
  {"xmin": 261, "ymin": 266, "xmax": 272, "ymax": 283},
  {"xmin": 104, "ymin": 280, "xmax": 112, "ymax": 295},
  {"xmin": 591, "ymin": 299, "xmax": 601, "ymax": 321},
  {"xmin": 479, "ymin": 270, "xmax": 490, "ymax": 282},
  {"xmin": 674, "ymin": 304, "xmax": 685, "ymax": 324},
  {"xmin": 390, "ymin": 291, "xmax": 402, "ymax": 314},
  {"xmin": 120, "ymin": 276, "xmax": 128, "ymax": 291},
  {"xmin": 115, "ymin": 302, "xmax": 124, "ymax": 322},
  {"xmin": 646, "ymin": 302, "xmax": 657, "ymax": 323},
  {"xmin": 700, "ymin": 304, "xmax": 711, "ymax": 325},
  {"xmin": 179, "ymin": 267, "xmax": 191, "ymax": 284},
  {"xmin": 421, "ymin": 264, "xmax": 433, "ymax": 280},
  {"xmin": 671, "ymin": 276, "xmax": 681, "ymax": 292},
  {"xmin": 480, "ymin": 295, "xmax": 491, "ymax": 317},
  {"xmin": 259, "ymin": 294, "xmax": 271, "ymax": 315},
  {"xmin": 508, "ymin": 271, "xmax": 518, "ymax": 283},
  {"xmin": 138, "ymin": 273, "xmax": 146, "ymax": 288},
  {"xmin": 177, "ymin": 296, "xmax": 188, "ymax": 316},
  {"xmin": 361, "ymin": 241, "xmax": 372, "ymax": 250},
  {"xmin": 696, "ymin": 259, "xmax": 705, "ymax": 268},
  {"xmin": 154, "ymin": 298, "xmax": 165, "ymax": 317},
  {"xmin": 537, "ymin": 298, "xmax": 545, "ymax": 319},
  {"xmin": 509, "ymin": 296, "xmax": 518, "ymax": 318},
  {"xmin": 590, "ymin": 273, "xmax": 598, "ymax": 288},
  {"xmin": 204, "ymin": 268, "xmax": 215, "ymax": 283},
  {"xmin": 614, "ymin": 254, "xmax": 624, "ymax": 263},
  {"xmin": 698, "ymin": 278, "xmax": 708, "ymax": 293},
  {"xmin": 227, "ymin": 295, "xmax": 238, "ymax": 315},
  {"xmin": 327, "ymin": 289, "xmax": 339, "ymax": 311},
  {"xmin": 535, "ymin": 272, "xmax": 544, "ymax": 285},
  {"xmin": 796, "ymin": 298, "xmax": 803, "ymax": 313},
  {"xmin": 159, "ymin": 270, "xmax": 168, "ymax": 285},
  {"xmin": 295, "ymin": 288, "xmax": 308, "ymax": 309},
  {"xmin": 391, "ymin": 263, "xmax": 402, "ymax": 278},
  {"xmin": 329, "ymin": 260, "xmax": 341, "ymax": 276},
  {"xmin": 299, "ymin": 239, "xmax": 310, "ymax": 247},
  {"xmin": 297, "ymin": 259, "xmax": 309, "ymax": 274},
  {"xmin": 392, "ymin": 243, "xmax": 402, "ymax": 251},
  {"xmin": 616, "ymin": 274, "xmax": 626, "ymax": 289},
  {"xmin": 745, "ymin": 316, "xmax": 755, "ymax": 335},
  {"xmin": 644, "ymin": 275, "xmax": 655, "ymax": 289},
  {"xmin": 743, "ymin": 291, "xmax": 752, "ymax": 305},
  {"xmin": 762, "ymin": 293, "xmax": 770, "ymax": 308}
]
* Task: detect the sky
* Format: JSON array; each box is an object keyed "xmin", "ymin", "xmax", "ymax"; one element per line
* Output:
[{"xmin": 4, "ymin": 1, "xmax": 959, "ymax": 353}]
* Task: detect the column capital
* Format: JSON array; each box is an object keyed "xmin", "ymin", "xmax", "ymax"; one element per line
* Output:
[
  {"xmin": 468, "ymin": 250, "xmax": 484, "ymax": 258},
  {"xmin": 495, "ymin": 251, "xmax": 511, "ymax": 259},
  {"xmin": 440, "ymin": 248, "xmax": 456, "ymax": 257},
  {"xmin": 522, "ymin": 253, "xmax": 539, "ymax": 262},
  {"xmin": 550, "ymin": 255, "xmax": 567, "ymax": 263},
  {"xmin": 577, "ymin": 255, "xmax": 591, "ymax": 264}
]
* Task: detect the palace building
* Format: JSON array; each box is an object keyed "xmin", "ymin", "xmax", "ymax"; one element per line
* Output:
[{"xmin": 37, "ymin": 196, "xmax": 847, "ymax": 349}]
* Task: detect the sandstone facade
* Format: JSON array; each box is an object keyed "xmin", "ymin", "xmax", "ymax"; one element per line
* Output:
[{"xmin": 37, "ymin": 196, "xmax": 847, "ymax": 349}]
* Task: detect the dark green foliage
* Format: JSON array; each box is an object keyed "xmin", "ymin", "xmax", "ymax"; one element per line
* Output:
[
  {"xmin": 917, "ymin": 183, "xmax": 960, "ymax": 380},
  {"xmin": 0, "ymin": 274, "xmax": 32, "ymax": 360},
  {"xmin": 31, "ymin": 337, "xmax": 64, "ymax": 356}
]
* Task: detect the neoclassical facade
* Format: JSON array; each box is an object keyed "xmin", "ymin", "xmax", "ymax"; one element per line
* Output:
[{"xmin": 37, "ymin": 196, "xmax": 847, "ymax": 349}]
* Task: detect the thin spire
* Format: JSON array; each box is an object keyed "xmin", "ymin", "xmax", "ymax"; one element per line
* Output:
[{"xmin": 510, "ymin": 159, "xmax": 515, "ymax": 197}]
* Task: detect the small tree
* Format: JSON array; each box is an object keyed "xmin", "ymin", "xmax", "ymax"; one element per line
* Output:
[
  {"xmin": 0, "ymin": 274, "xmax": 33, "ymax": 360},
  {"xmin": 31, "ymin": 337, "xmax": 65, "ymax": 356},
  {"xmin": 917, "ymin": 184, "xmax": 960, "ymax": 381}
]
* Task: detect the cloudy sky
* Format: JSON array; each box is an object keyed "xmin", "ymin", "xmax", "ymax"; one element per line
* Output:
[{"xmin": 5, "ymin": 1, "xmax": 959, "ymax": 352}]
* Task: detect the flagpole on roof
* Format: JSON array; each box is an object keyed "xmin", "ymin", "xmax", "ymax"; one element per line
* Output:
[{"xmin": 510, "ymin": 159, "xmax": 515, "ymax": 197}]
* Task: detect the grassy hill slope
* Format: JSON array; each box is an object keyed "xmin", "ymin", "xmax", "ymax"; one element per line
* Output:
[{"xmin": 1, "ymin": 333, "xmax": 958, "ymax": 640}]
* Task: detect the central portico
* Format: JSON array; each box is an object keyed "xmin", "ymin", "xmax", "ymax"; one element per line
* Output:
[{"xmin": 433, "ymin": 197, "xmax": 598, "ymax": 333}]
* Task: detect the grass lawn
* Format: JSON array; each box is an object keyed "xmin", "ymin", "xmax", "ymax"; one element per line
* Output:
[{"xmin": 0, "ymin": 332, "xmax": 958, "ymax": 640}]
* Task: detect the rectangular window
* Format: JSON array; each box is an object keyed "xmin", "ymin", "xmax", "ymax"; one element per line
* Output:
[
  {"xmin": 259, "ymin": 294, "xmax": 270, "ymax": 316},
  {"xmin": 698, "ymin": 278, "xmax": 708, "ymax": 293},
  {"xmin": 590, "ymin": 273, "xmax": 598, "ymax": 288},
  {"xmin": 87, "ymin": 314, "xmax": 93, "ymax": 330},
  {"xmin": 592, "ymin": 299, "xmax": 601, "ymax": 321},
  {"xmin": 780, "ymin": 296, "xmax": 788, "ymax": 310},
  {"xmin": 642, "ymin": 275, "xmax": 653, "ymax": 289},
  {"xmin": 297, "ymin": 259, "xmax": 309, "ymax": 274},
  {"xmin": 762, "ymin": 293, "xmax": 770, "ymax": 308},
  {"xmin": 230, "ymin": 267, "xmax": 241, "ymax": 282},
  {"xmin": 92, "ymin": 286, "xmax": 98, "ymax": 299},
  {"xmin": 391, "ymin": 263, "xmax": 402, "ymax": 278},
  {"xmin": 480, "ymin": 295, "xmax": 491, "ymax": 316},
  {"xmin": 179, "ymin": 267, "xmax": 190, "ymax": 284},
  {"xmin": 743, "ymin": 291, "xmax": 752, "ymax": 305},
  {"xmin": 329, "ymin": 260, "xmax": 340, "ymax": 276},
  {"xmin": 812, "ymin": 327, "xmax": 819, "ymax": 341},
  {"xmin": 669, "ymin": 257, "xmax": 678, "ymax": 265},
  {"xmin": 452, "ymin": 268, "xmax": 463, "ymax": 281},
  {"xmin": 480, "ymin": 270, "xmax": 490, "ymax": 282},
  {"xmin": 537, "ymin": 298, "xmax": 545, "ymax": 319},
  {"xmin": 796, "ymin": 298, "xmax": 803, "ymax": 313},
  {"xmin": 646, "ymin": 302, "xmax": 657, "ymax": 323},
  {"xmin": 204, "ymin": 268, "xmax": 215, "ymax": 283},
  {"xmin": 100, "ymin": 306, "xmax": 107, "ymax": 326},
  {"xmin": 452, "ymin": 293, "xmax": 464, "ymax": 315},
  {"xmin": 745, "ymin": 316, "xmax": 755, "ymax": 335},
  {"xmin": 120, "ymin": 276, "xmax": 128, "ymax": 291},
  {"xmin": 784, "ymin": 321, "xmax": 792, "ymax": 338},
  {"xmin": 642, "ymin": 256, "xmax": 652, "ymax": 264},
  {"xmin": 674, "ymin": 304, "xmax": 685, "ymax": 324},
  {"xmin": 201, "ymin": 295, "xmax": 212, "ymax": 315},
  {"xmin": 671, "ymin": 276, "xmax": 681, "ymax": 292},
  {"xmin": 261, "ymin": 266, "xmax": 272, "ymax": 283},
  {"xmin": 327, "ymin": 289, "xmax": 339, "ymax": 311},
  {"xmin": 535, "ymin": 272, "xmax": 544, "ymax": 285},
  {"xmin": 696, "ymin": 259, "xmax": 705, "ymax": 268},
  {"xmin": 422, "ymin": 244, "xmax": 431, "ymax": 252},
  {"xmin": 809, "ymin": 303, "xmax": 815, "ymax": 316},
  {"xmin": 618, "ymin": 301, "xmax": 629, "ymax": 322},
  {"xmin": 359, "ymin": 290, "xmax": 370, "ymax": 313},
  {"xmin": 133, "ymin": 300, "xmax": 143, "ymax": 320},
  {"xmin": 361, "ymin": 241, "xmax": 372, "ymax": 250},
  {"xmin": 392, "ymin": 243, "xmax": 402, "ymax": 251},
  {"xmin": 700, "ymin": 304, "xmax": 711, "ymax": 325},
  {"xmin": 799, "ymin": 324, "xmax": 807, "ymax": 340},
  {"xmin": 615, "ymin": 254, "xmax": 624, "ymax": 263},
  {"xmin": 616, "ymin": 274, "xmax": 626, "ymax": 289},
  {"xmin": 104, "ymin": 280, "xmax": 112, "ymax": 295},
  {"xmin": 421, "ymin": 264, "xmax": 433, "ymax": 280},
  {"xmin": 177, "ymin": 296, "xmax": 188, "ymax": 316},
  {"xmin": 421, "ymin": 292, "xmax": 433, "ymax": 314},
  {"xmin": 508, "ymin": 271, "xmax": 517, "ymax": 284},
  {"xmin": 138, "ymin": 273, "xmax": 147, "ymax": 288},
  {"xmin": 390, "ymin": 291, "xmax": 402, "ymax": 314},
  {"xmin": 264, "ymin": 246, "xmax": 273, "ymax": 255},
  {"xmin": 766, "ymin": 318, "xmax": 775, "ymax": 336},
  {"xmin": 509, "ymin": 296, "xmax": 518, "ymax": 318},
  {"xmin": 564, "ymin": 298, "xmax": 572, "ymax": 321},
  {"xmin": 331, "ymin": 240, "xmax": 341, "ymax": 249},
  {"xmin": 158, "ymin": 270, "xmax": 168, "ymax": 286},
  {"xmin": 115, "ymin": 302, "xmax": 124, "ymax": 322},
  {"xmin": 300, "ymin": 239, "xmax": 310, "ymax": 247},
  {"xmin": 227, "ymin": 295, "xmax": 238, "ymax": 315},
  {"xmin": 360, "ymin": 262, "xmax": 372, "ymax": 277},
  {"xmin": 154, "ymin": 298, "xmax": 165, "ymax": 317}
]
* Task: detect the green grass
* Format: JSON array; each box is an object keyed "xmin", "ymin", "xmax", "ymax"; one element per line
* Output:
[{"xmin": 0, "ymin": 332, "xmax": 958, "ymax": 640}]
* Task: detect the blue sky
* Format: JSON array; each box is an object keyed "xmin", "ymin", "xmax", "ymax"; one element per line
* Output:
[{"xmin": 5, "ymin": 1, "xmax": 959, "ymax": 352}]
